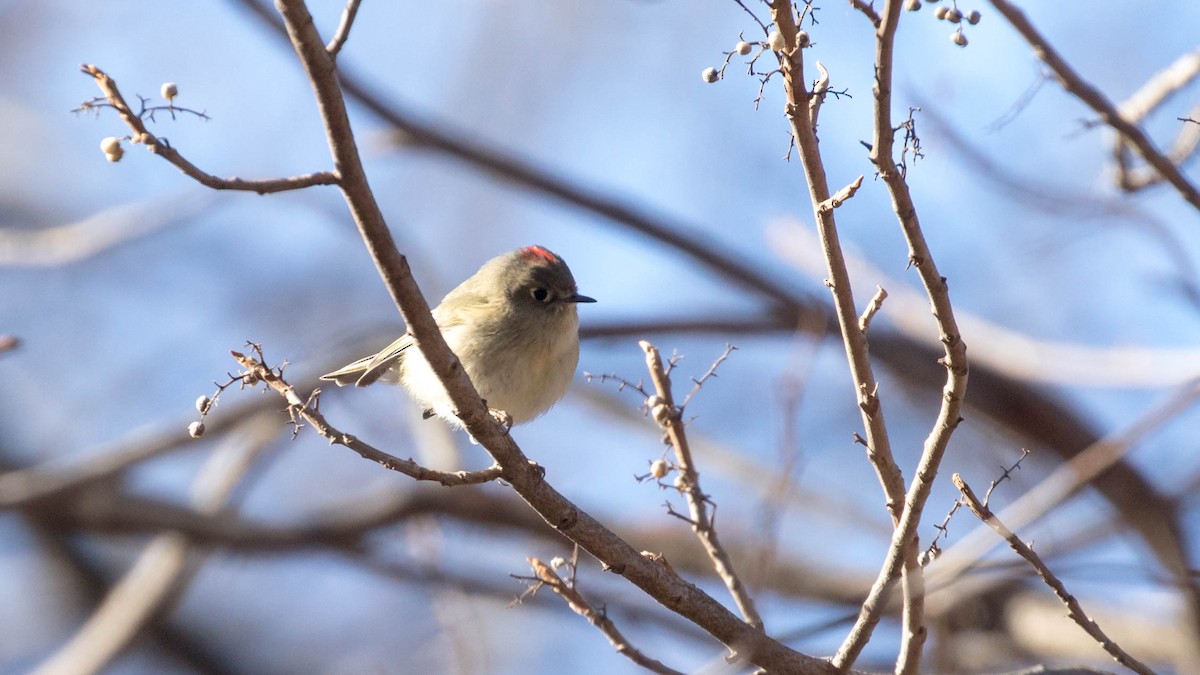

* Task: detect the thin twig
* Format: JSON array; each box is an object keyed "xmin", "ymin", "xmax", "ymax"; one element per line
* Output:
[
  {"xmin": 732, "ymin": 0, "xmax": 770, "ymax": 36},
  {"xmin": 929, "ymin": 378, "xmax": 1200, "ymax": 590},
  {"xmin": 78, "ymin": 65, "xmax": 339, "ymax": 194},
  {"xmin": 641, "ymin": 340, "xmax": 764, "ymax": 631},
  {"xmin": 987, "ymin": 0, "xmax": 1200, "ymax": 213},
  {"xmin": 678, "ymin": 344, "xmax": 738, "ymax": 411},
  {"xmin": 953, "ymin": 474, "xmax": 1158, "ymax": 675},
  {"xmin": 527, "ymin": 558, "xmax": 686, "ymax": 675},
  {"xmin": 324, "ymin": 0, "xmax": 362, "ymax": 58},
  {"xmin": 922, "ymin": 449, "xmax": 1029, "ymax": 565},
  {"xmin": 817, "ymin": 174, "xmax": 864, "ymax": 214},
  {"xmin": 230, "ymin": 349, "xmax": 503, "ymax": 486}
]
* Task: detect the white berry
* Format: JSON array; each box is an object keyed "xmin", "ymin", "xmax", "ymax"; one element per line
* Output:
[
  {"xmin": 768, "ymin": 30, "xmax": 785, "ymax": 52},
  {"xmin": 161, "ymin": 82, "xmax": 178, "ymax": 100},
  {"xmin": 650, "ymin": 459, "xmax": 669, "ymax": 479},
  {"xmin": 702, "ymin": 67, "xmax": 719, "ymax": 84},
  {"xmin": 188, "ymin": 421, "xmax": 206, "ymax": 438},
  {"xmin": 735, "ymin": 41, "xmax": 752, "ymax": 55}
]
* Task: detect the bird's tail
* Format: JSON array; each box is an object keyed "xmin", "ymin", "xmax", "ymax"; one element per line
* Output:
[
  {"xmin": 319, "ymin": 355, "xmax": 377, "ymax": 387},
  {"xmin": 320, "ymin": 335, "xmax": 410, "ymax": 387}
]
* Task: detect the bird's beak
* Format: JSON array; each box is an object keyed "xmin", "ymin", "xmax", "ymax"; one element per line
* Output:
[{"xmin": 565, "ymin": 293, "xmax": 596, "ymax": 304}]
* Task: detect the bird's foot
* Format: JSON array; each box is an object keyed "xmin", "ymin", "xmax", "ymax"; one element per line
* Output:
[{"xmin": 489, "ymin": 408, "xmax": 514, "ymax": 431}]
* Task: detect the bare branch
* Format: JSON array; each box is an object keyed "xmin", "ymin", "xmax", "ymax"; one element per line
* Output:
[
  {"xmin": 79, "ymin": 65, "xmax": 339, "ymax": 193},
  {"xmin": 324, "ymin": 0, "xmax": 362, "ymax": 58},
  {"xmin": 834, "ymin": 0, "xmax": 971, "ymax": 668},
  {"xmin": 986, "ymin": 0, "xmax": 1200, "ymax": 213},
  {"xmin": 953, "ymin": 474, "xmax": 1158, "ymax": 675},
  {"xmin": 769, "ymin": 1, "xmax": 908, "ymax": 528},
  {"xmin": 930, "ymin": 378, "xmax": 1200, "ymax": 590},
  {"xmin": 767, "ymin": 4, "xmax": 920, "ymax": 668},
  {"xmin": 1116, "ymin": 49, "xmax": 1200, "ymax": 124},
  {"xmin": 527, "ymin": 558, "xmax": 686, "ymax": 675},
  {"xmin": 857, "ymin": 285, "xmax": 887, "ymax": 333},
  {"xmin": 817, "ymin": 174, "xmax": 864, "ymax": 214},
  {"xmin": 641, "ymin": 341, "xmax": 763, "ymax": 630},
  {"xmin": 1115, "ymin": 47, "xmax": 1200, "ymax": 193}
]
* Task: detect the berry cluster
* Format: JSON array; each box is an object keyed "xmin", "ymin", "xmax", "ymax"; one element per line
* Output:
[{"xmin": 907, "ymin": 0, "xmax": 981, "ymax": 47}]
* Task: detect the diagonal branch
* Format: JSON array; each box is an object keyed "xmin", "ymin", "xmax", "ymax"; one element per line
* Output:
[
  {"xmin": 527, "ymin": 558, "xmax": 687, "ymax": 675},
  {"xmin": 987, "ymin": 0, "xmax": 1200, "ymax": 213},
  {"xmin": 953, "ymin": 474, "xmax": 1158, "ymax": 675}
]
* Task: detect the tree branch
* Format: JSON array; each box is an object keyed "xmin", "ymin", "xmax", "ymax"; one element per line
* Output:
[
  {"xmin": 768, "ymin": 4, "xmax": 918, "ymax": 670},
  {"xmin": 324, "ymin": 0, "xmax": 362, "ymax": 58},
  {"xmin": 527, "ymin": 558, "xmax": 686, "ymax": 675},
  {"xmin": 641, "ymin": 341, "xmax": 763, "ymax": 630},
  {"xmin": 987, "ymin": 0, "xmax": 1200, "ymax": 213},
  {"xmin": 836, "ymin": 1, "xmax": 971, "ymax": 670},
  {"xmin": 79, "ymin": 65, "xmax": 339, "ymax": 194},
  {"xmin": 953, "ymin": 474, "xmax": 1158, "ymax": 675}
]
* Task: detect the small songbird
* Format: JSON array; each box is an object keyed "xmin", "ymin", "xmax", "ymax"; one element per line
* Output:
[{"xmin": 322, "ymin": 245, "xmax": 595, "ymax": 428}]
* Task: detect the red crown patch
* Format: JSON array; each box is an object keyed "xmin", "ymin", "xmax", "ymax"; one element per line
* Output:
[{"xmin": 522, "ymin": 245, "xmax": 559, "ymax": 265}]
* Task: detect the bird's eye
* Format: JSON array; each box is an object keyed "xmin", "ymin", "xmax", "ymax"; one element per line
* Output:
[{"xmin": 531, "ymin": 288, "xmax": 550, "ymax": 302}]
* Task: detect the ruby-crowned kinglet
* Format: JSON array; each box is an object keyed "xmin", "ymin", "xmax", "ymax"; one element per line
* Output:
[{"xmin": 321, "ymin": 245, "xmax": 595, "ymax": 428}]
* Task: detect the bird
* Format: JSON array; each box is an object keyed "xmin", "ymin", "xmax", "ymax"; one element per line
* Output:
[{"xmin": 321, "ymin": 245, "xmax": 595, "ymax": 429}]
